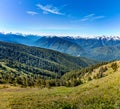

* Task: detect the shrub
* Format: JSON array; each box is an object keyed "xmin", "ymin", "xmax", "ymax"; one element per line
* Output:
[{"xmin": 111, "ymin": 63, "xmax": 118, "ymax": 72}]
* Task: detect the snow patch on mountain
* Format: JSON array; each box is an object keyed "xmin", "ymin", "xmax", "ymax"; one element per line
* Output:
[{"xmin": 69, "ymin": 35, "xmax": 120, "ymax": 40}]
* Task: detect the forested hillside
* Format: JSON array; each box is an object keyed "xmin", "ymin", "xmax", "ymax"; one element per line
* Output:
[
  {"xmin": 1, "ymin": 41, "xmax": 119, "ymax": 88},
  {"xmin": 0, "ymin": 41, "xmax": 96, "ymax": 87}
]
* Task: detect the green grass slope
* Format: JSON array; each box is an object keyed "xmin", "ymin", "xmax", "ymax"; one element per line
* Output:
[
  {"xmin": 0, "ymin": 61, "xmax": 120, "ymax": 109},
  {"xmin": 62, "ymin": 61, "xmax": 119, "ymax": 86}
]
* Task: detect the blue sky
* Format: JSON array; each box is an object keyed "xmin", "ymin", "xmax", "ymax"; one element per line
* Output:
[{"xmin": 0, "ymin": 0, "xmax": 120, "ymax": 36}]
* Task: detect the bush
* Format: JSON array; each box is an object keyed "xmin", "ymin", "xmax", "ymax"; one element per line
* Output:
[{"xmin": 111, "ymin": 63, "xmax": 118, "ymax": 72}]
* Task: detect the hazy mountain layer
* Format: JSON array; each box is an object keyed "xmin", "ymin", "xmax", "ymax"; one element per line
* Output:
[{"xmin": 1, "ymin": 33, "xmax": 120, "ymax": 61}]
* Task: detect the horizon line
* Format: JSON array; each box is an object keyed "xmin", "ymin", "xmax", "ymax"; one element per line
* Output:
[{"xmin": 0, "ymin": 31, "xmax": 120, "ymax": 38}]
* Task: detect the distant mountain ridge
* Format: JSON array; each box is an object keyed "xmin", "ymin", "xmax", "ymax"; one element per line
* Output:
[
  {"xmin": 1, "ymin": 32, "xmax": 120, "ymax": 61},
  {"xmin": 35, "ymin": 36, "xmax": 84, "ymax": 56},
  {"xmin": 0, "ymin": 32, "xmax": 40, "ymax": 45}
]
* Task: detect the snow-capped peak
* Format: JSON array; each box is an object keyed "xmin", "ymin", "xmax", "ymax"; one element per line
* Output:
[
  {"xmin": 94, "ymin": 36, "xmax": 120, "ymax": 40},
  {"xmin": 69, "ymin": 35, "xmax": 120, "ymax": 40}
]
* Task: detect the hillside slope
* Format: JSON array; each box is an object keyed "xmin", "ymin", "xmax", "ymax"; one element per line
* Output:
[
  {"xmin": 0, "ymin": 61, "xmax": 120, "ymax": 109},
  {"xmin": 0, "ymin": 41, "xmax": 96, "ymax": 77},
  {"xmin": 62, "ymin": 60, "xmax": 120, "ymax": 85}
]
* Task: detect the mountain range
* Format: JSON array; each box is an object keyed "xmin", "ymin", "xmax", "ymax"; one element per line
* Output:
[
  {"xmin": 0, "ymin": 34, "xmax": 120, "ymax": 109},
  {"xmin": 1, "ymin": 32, "xmax": 120, "ymax": 61}
]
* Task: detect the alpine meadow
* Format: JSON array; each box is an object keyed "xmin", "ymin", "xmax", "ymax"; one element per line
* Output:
[{"xmin": 0, "ymin": 0, "xmax": 120, "ymax": 109}]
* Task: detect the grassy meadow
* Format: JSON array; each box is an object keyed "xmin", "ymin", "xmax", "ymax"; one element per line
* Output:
[{"xmin": 0, "ymin": 63, "xmax": 120, "ymax": 109}]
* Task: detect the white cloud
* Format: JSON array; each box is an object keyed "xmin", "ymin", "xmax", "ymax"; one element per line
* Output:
[
  {"xmin": 92, "ymin": 16, "xmax": 105, "ymax": 20},
  {"xmin": 36, "ymin": 4, "xmax": 64, "ymax": 15},
  {"xmin": 81, "ymin": 14, "xmax": 105, "ymax": 22},
  {"xmin": 84, "ymin": 13, "xmax": 95, "ymax": 18},
  {"xmin": 26, "ymin": 11, "xmax": 38, "ymax": 15}
]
